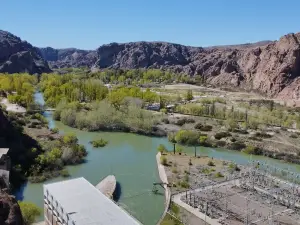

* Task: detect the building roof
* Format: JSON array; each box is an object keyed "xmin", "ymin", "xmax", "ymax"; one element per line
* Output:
[
  {"xmin": 44, "ymin": 177, "xmax": 141, "ymax": 225},
  {"xmin": 0, "ymin": 148, "xmax": 9, "ymax": 158}
]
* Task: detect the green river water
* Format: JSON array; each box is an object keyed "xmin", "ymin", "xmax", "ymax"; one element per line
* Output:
[{"xmin": 13, "ymin": 93, "xmax": 300, "ymax": 225}]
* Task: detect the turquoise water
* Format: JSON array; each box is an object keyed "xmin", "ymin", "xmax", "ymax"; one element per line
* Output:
[{"xmin": 14, "ymin": 92, "xmax": 300, "ymax": 225}]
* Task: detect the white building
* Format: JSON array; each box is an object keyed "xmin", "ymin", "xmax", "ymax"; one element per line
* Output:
[{"xmin": 43, "ymin": 177, "xmax": 142, "ymax": 225}]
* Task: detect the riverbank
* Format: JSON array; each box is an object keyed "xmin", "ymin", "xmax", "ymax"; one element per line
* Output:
[
  {"xmin": 155, "ymin": 152, "xmax": 171, "ymax": 225},
  {"xmin": 0, "ymin": 98, "xmax": 26, "ymax": 113}
]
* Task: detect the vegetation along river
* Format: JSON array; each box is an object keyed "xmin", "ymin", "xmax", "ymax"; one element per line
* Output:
[{"xmin": 13, "ymin": 92, "xmax": 300, "ymax": 225}]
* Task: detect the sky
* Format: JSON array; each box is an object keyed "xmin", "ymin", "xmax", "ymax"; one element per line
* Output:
[{"xmin": 1, "ymin": 0, "xmax": 300, "ymax": 50}]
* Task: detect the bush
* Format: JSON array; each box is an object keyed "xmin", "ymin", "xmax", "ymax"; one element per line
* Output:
[
  {"xmin": 179, "ymin": 181, "xmax": 190, "ymax": 188},
  {"xmin": 63, "ymin": 133, "xmax": 78, "ymax": 145},
  {"xmin": 194, "ymin": 122, "xmax": 203, "ymax": 130},
  {"xmin": 242, "ymin": 145, "xmax": 262, "ymax": 155},
  {"xmin": 215, "ymin": 172, "xmax": 224, "ymax": 178},
  {"xmin": 215, "ymin": 132, "xmax": 231, "ymax": 140},
  {"xmin": 160, "ymin": 156, "xmax": 168, "ymax": 165},
  {"xmin": 51, "ymin": 128, "xmax": 59, "ymax": 134},
  {"xmin": 230, "ymin": 141, "xmax": 246, "ymax": 150},
  {"xmin": 185, "ymin": 117, "xmax": 195, "ymax": 123},
  {"xmin": 216, "ymin": 140, "xmax": 227, "ymax": 147},
  {"xmin": 168, "ymin": 133, "xmax": 176, "ymax": 143},
  {"xmin": 176, "ymin": 146, "xmax": 183, "ymax": 154},
  {"xmin": 91, "ymin": 138, "xmax": 108, "ymax": 147},
  {"xmin": 175, "ymin": 130, "xmax": 200, "ymax": 145},
  {"xmin": 207, "ymin": 160, "xmax": 215, "ymax": 166},
  {"xmin": 161, "ymin": 118, "xmax": 169, "ymax": 124},
  {"xmin": 160, "ymin": 108, "xmax": 168, "ymax": 114},
  {"xmin": 175, "ymin": 118, "xmax": 186, "ymax": 126},
  {"xmin": 228, "ymin": 163, "xmax": 240, "ymax": 171},
  {"xmin": 157, "ymin": 144, "xmax": 167, "ymax": 153},
  {"xmin": 200, "ymin": 125, "xmax": 213, "ymax": 132},
  {"xmin": 172, "ymin": 167, "xmax": 178, "ymax": 173},
  {"xmin": 255, "ymin": 132, "xmax": 272, "ymax": 138},
  {"xmin": 290, "ymin": 133, "xmax": 298, "ymax": 139},
  {"xmin": 18, "ymin": 201, "xmax": 41, "ymax": 225},
  {"xmin": 199, "ymin": 135, "xmax": 208, "ymax": 145},
  {"xmin": 60, "ymin": 169, "xmax": 70, "ymax": 177},
  {"xmin": 249, "ymin": 136, "xmax": 262, "ymax": 141}
]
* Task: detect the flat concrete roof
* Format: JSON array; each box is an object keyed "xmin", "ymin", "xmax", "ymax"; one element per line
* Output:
[
  {"xmin": 44, "ymin": 177, "xmax": 141, "ymax": 225},
  {"xmin": 0, "ymin": 148, "xmax": 9, "ymax": 158}
]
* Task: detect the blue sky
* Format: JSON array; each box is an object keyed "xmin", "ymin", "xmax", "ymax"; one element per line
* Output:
[{"xmin": 1, "ymin": 0, "xmax": 300, "ymax": 49}]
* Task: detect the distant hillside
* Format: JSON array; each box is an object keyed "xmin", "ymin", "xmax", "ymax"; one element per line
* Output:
[
  {"xmin": 0, "ymin": 30, "xmax": 50, "ymax": 74},
  {"xmin": 39, "ymin": 47, "xmax": 97, "ymax": 68}
]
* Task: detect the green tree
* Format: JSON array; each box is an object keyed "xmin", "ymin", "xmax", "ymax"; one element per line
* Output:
[
  {"xmin": 226, "ymin": 118, "xmax": 238, "ymax": 131},
  {"xmin": 157, "ymin": 144, "xmax": 167, "ymax": 153},
  {"xmin": 18, "ymin": 201, "xmax": 41, "ymax": 225},
  {"xmin": 185, "ymin": 90, "xmax": 193, "ymax": 101},
  {"xmin": 199, "ymin": 135, "xmax": 207, "ymax": 145}
]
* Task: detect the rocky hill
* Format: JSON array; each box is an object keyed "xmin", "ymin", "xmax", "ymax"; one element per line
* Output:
[
  {"xmin": 39, "ymin": 47, "xmax": 97, "ymax": 69},
  {"xmin": 0, "ymin": 30, "xmax": 50, "ymax": 74},
  {"xmin": 0, "ymin": 191, "xmax": 24, "ymax": 225},
  {"xmin": 92, "ymin": 33, "xmax": 300, "ymax": 100},
  {"xmin": 2, "ymin": 29, "xmax": 300, "ymax": 101}
]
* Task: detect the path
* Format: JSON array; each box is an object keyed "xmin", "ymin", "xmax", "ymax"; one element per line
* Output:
[
  {"xmin": 155, "ymin": 152, "xmax": 171, "ymax": 225},
  {"xmin": 0, "ymin": 98, "xmax": 26, "ymax": 113}
]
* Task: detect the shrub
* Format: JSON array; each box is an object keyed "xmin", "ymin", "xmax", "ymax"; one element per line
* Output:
[
  {"xmin": 199, "ymin": 135, "xmax": 208, "ymax": 145},
  {"xmin": 176, "ymin": 146, "xmax": 183, "ymax": 154},
  {"xmin": 185, "ymin": 117, "xmax": 195, "ymax": 123},
  {"xmin": 31, "ymin": 121, "xmax": 40, "ymax": 126},
  {"xmin": 18, "ymin": 201, "xmax": 41, "ymax": 225},
  {"xmin": 194, "ymin": 122, "xmax": 203, "ymax": 130},
  {"xmin": 63, "ymin": 133, "xmax": 78, "ymax": 145},
  {"xmin": 160, "ymin": 156, "xmax": 168, "ymax": 165},
  {"xmin": 255, "ymin": 132, "xmax": 272, "ymax": 138},
  {"xmin": 290, "ymin": 133, "xmax": 298, "ymax": 139},
  {"xmin": 215, "ymin": 172, "xmax": 224, "ymax": 178},
  {"xmin": 91, "ymin": 138, "xmax": 108, "ymax": 147},
  {"xmin": 216, "ymin": 140, "xmax": 227, "ymax": 147},
  {"xmin": 242, "ymin": 145, "xmax": 262, "ymax": 155},
  {"xmin": 175, "ymin": 130, "xmax": 200, "ymax": 145},
  {"xmin": 249, "ymin": 136, "xmax": 262, "ymax": 141},
  {"xmin": 160, "ymin": 108, "xmax": 168, "ymax": 114},
  {"xmin": 60, "ymin": 108, "xmax": 77, "ymax": 127},
  {"xmin": 230, "ymin": 141, "xmax": 246, "ymax": 150},
  {"xmin": 179, "ymin": 181, "xmax": 190, "ymax": 188},
  {"xmin": 228, "ymin": 163, "xmax": 240, "ymax": 171},
  {"xmin": 172, "ymin": 167, "xmax": 178, "ymax": 173},
  {"xmin": 207, "ymin": 160, "xmax": 215, "ymax": 166},
  {"xmin": 200, "ymin": 125, "xmax": 213, "ymax": 132},
  {"xmin": 175, "ymin": 118, "xmax": 186, "ymax": 126},
  {"xmin": 51, "ymin": 128, "xmax": 59, "ymax": 134},
  {"xmin": 60, "ymin": 169, "xmax": 70, "ymax": 177},
  {"xmin": 215, "ymin": 132, "xmax": 231, "ymax": 140},
  {"xmin": 168, "ymin": 133, "xmax": 176, "ymax": 143},
  {"xmin": 157, "ymin": 144, "xmax": 167, "ymax": 153},
  {"xmin": 161, "ymin": 118, "xmax": 169, "ymax": 124}
]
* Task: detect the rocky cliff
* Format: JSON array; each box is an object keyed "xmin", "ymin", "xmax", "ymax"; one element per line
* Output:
[
  {"xmin": 92, "ymin": 33, "xmax": 300, "ymax": 100},
  {"xmin": 39, "ymin": 47, "xmax": 97, "ymax": 68},
  {"xmin": 4, "ymin": 29, "xmax": 299, "ymax": 101},
  {"xmin": 0, "ymin": 30, "xmax": 50, "ymax": 74},
  {"xmin": 0, "ymin": 191, "xmax": 24, "ymax": 225}
]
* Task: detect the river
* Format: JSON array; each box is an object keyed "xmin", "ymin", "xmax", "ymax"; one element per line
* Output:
[{"xmin": 14, "ymin": 92, "xmax": 300, "ymax": 225}]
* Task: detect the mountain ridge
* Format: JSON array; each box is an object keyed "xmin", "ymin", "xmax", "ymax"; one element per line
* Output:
[{"xmin": 1, "ymin": 29, "xmax": 300, "ymax": 101}]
